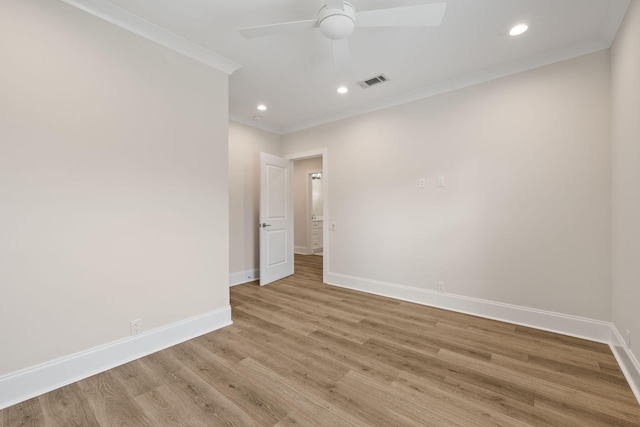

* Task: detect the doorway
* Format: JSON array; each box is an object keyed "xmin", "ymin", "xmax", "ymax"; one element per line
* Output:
[
  {"xmin": 309, "ymin": 171, "xmax": 323, "ymax": 256},
  {"xmin": 287, "ymin": 149, "xmax": 328, "ymax": 283},
  {"xmin": 292, "ymin": 157, "xmax": 323, "ymax": 255}
]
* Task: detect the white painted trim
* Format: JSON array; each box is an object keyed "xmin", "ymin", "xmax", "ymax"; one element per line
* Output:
[
  {"xmin": 282, "ymin": 44, "xmax": 611, "ymax": 134},
  {"xmin": 326, "ymin": 272, "xmax": 612, "ymax": 342},
  {"xmin": 600, "ymin": 0, "xmax": 632, "ymax": 43},
  {"xmin": 610, "ymin": 325, "xmax": 640, "ymax": 404},
  {"xmin": 229, "ymin": 116, "xmax": 283, "ymax": 135},
  {"xmin": 285, "ymin": 150, "xmax": 324, "ymax": 162},
  {"xmin": 229, "ymin": 269, "xmax": 259, "ymax": 286},
  {"xmin": 60, "ymin": 0, "xmax": 242, "ymax": 75},
  {"xmin": 325, "ymin": 271, "xmax": 640, "ymax": 404},
  {"xmin": 286, "ymin": 149, "xmax": 329, "ymax": 284},
  {"xmin": 305, "ymin": 168, "xmax": 322, "ymax": 257},
  {"xmin": 294, "ymin": 245, "xmax": 311, "ymax": 255},
  {"xmin": 0, "ymin": 306, "xmax": 232, "ymax": 410}
]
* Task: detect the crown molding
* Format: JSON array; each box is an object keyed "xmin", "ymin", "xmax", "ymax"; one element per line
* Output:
[
  {"xmin": 60, "ymin": 0, "xmax": 242, "ymax": 75},
  {"xmin": 229, "ymin": 115, "xmax": 283, "ymax": 135},
  {"xmin": 599, "ymin": 0, "xmax": 631, "ymax": 42},
  {"xmin": 282, "ymin": 40, "xmax": 610, "ymax": 134}
]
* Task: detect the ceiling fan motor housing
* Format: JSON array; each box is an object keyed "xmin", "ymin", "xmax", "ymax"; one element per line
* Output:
[{"xmin": 318, "ymin": 2, "xmax": 356, "ymax": 40}]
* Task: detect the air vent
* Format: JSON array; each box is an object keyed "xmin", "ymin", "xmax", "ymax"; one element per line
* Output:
[{"xmin": 357, "ymin": 74, "xmax": 389, "ymax": 89}]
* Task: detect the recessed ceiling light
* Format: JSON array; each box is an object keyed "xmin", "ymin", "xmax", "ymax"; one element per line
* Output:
[
  {"xmin": 257, "ymin": 104, "xmax": 267, "ymax": 111},
  {"xmin": 509, "ymin": 23, "xmax": 528, "ymax": 36},
  {"xmin": 337, "ymin": 86, "xmax": 348, "ymax": 94}
]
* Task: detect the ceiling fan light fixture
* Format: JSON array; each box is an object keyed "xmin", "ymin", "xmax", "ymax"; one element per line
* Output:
[
  {"xmin": 318, "ymin": 3, "xmax": 356, "ymax": 40},
  {"xmin": 509, "ymin": 23, "xmax": 528, "ymax": 36}
]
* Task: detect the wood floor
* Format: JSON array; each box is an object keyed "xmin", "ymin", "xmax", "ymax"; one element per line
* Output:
[{"xmin": 2, "ymin": 255, "xmax": 639, "ymax": 426}]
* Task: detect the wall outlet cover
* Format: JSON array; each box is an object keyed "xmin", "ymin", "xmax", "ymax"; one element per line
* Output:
[{"xmin": 130, "ymin": 319, "xmax": 142, "ymax": 336}]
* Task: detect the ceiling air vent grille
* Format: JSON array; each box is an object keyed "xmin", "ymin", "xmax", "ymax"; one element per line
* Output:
[{"xmin": 357, "ymin": 74, "xmax": 389, "ymax": 89}]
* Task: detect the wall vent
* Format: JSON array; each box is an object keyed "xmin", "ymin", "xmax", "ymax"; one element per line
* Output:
[{"xmin": 357, "ymin": 74, "xmax": 389, "ymax": 89}]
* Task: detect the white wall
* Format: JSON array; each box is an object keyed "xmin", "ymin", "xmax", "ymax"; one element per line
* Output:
[
  {"xmin": 611, "ymin": 0, "xmax": 640, "ymax": 373},
  {"xmin": 282, "ymin": 51, "xmax": 611, "ymax": 321},
  {"xmin": 293, "ymin": 157, "xmax": 323, "ymax": 253},
  {"xmin": 228, "ymin": 121, "xmax": 281, "ymax": 281},
  {"xmin": 0, "ymin": 0, "xmax": 229, "ymax": 376}
]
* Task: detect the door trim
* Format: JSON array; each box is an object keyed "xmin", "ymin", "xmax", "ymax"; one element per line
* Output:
[
  {"xmin": 286, "ymin": 148, "xmax": 328, "ymax": 284},
  {"xmin": 306, "ymin": 169, "xmax": 322, "ymax": 255}
]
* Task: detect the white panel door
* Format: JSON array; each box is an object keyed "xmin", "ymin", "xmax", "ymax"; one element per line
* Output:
[{"xmin": 259, "ymin": 152, "xmax": 293, "ymax": 286}]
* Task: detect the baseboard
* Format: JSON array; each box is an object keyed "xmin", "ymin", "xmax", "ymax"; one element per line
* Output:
[
  {"xmin": 326, "ymin": 271, "xmax": 640, "ymax": 404},
  {"xmin": 294, "ymin": 245, "xmax": 311, "ymax": 255},
  {"xmin": 326, "ymin": 272, "xmax": 612, "ymax": 343},
  {"xmin": 0, "ymin": 306, "xmax": 232, "ymax": 410},
  {"xmin": 610, "ymin": 325, "xmax": 640, "ymax": 404},
  {"xmin": 229, "ymin": 268, "xmax": 259, "ymax": 286}
]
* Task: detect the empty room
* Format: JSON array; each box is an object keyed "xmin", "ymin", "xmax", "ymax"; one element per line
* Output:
[{"xmin": 1, "ymin": 0, "xmax": 639, "ymax": 425}]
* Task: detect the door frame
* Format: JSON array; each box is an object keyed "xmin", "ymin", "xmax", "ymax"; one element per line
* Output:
[
  {"xmin": 286, "ymin": 148, "xmax": 328, "ymax": 284},
  {"xmin": 306, "ymin": 168, "xmax": 322, "ymax": 255}
]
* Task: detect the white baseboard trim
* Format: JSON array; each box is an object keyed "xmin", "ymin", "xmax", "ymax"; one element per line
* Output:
[
  {"xmin": 326, "ymin": 272, "xmax": 640, "ymax": 404},
  {"xmin": 0, "ymin": 306, "xmax": 232, "ymax": 410},
  {"xmin": 326, "ymin": 272, "xmax": 612, "ymax": 343},
  {"xmin": 294, "ymin": 246, "xmax": 311, "ymax": 255},
  {"xmin": 610, "ymin": 326, "xmax": 640, "ymax": 404},
  {"xmin": 229, "ymin": 269, "xmax": 259, "ymax": 286}
]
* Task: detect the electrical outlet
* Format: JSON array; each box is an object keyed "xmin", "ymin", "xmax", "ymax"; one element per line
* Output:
[
  {"xmin": 130, "ymin": 319, "xmax": 141, "ymax": 336},
  {"xmin": 437, "ymin": 176, "xmax": 445, "ymax": 187},
  {"xmin": 329, "ymin": 223, "xmax": 336, "ymax": 231},
  {"xmin": 626, "ymin": 329, "xmax": 631, "ymax": 349},
  {"xmin": 418, "ymin": 178, "xmax": 426, "ymax": 188},
  {"xmin": 437, "ymin": 281, "xmax": 445, "ymax": 293}
]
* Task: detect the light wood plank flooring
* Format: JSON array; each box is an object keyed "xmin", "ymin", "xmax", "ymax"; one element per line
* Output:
[{"xmin": 2, "ymin": 255, "xmax": 639, "ymax": 426}]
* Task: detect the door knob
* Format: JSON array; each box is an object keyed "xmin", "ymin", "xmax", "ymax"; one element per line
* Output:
[{"xmin": 259, "ymin": 223, "xmax": 272, "ymax": 228}]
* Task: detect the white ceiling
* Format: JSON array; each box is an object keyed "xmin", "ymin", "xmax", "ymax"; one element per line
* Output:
[{"xmin": 78, "ymin": 0, "xmax": 630, "ymax": 134}]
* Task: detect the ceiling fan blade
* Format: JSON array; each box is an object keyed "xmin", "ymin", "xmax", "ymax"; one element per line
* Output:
[
  {"xmin": 332, "ymin": 38, "xmax": 351, "ymax": 77},
  {"xmin": 326, "ymin": 0, "xmax": 345, "ymax": 10},
  {"xmin": 356, "ymin": 2, "xmax": 446, "ymax": 28},
  {"xmin": 239, "ymin": 19, "xmax": 317, "ymax": 38}
]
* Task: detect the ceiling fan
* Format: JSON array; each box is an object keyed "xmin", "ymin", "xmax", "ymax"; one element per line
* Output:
[{"xmin": 239, "ymin": 1, "xmax": 446, "ymax": 77}]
